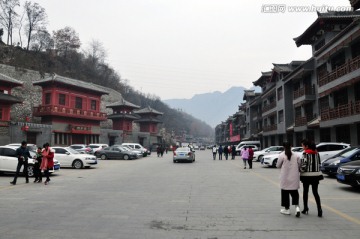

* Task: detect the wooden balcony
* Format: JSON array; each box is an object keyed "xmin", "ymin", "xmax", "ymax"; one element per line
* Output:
[
  {"xmin": 318, "ymin": 56, "xmax": 360, "ymax": 87},
  {"xmin": 33, "ymin": 105, "xmax": 107, "ymax": 121},
  {"xmin": 263, "ymin": 124, "xmax": 277, "ymax": 132},
  {"xmin": 262, "ymin": 102, "xmax": 276, "ymax": 113},
  {"xmin": 321, "ymin": 101, "xmax": 360, "ymax": 121},
  {"xmin": 294, "ymin": 115, "xmax": 316, "ymax": 127},
  {"xmin": 293, "ymin": 86, "xmax": 314, "ymax": 99}
]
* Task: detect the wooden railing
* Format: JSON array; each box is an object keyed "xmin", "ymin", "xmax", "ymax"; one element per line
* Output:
[
  {"xmin": 263, "ymin": 124, "xmax": 277, "ymax": 132},
  {"xmin": 321, "ymin": 101, "xmax": 360, "ymax": 121},
  {"xmin": 33, "ymin": 105, "xmax": 107, "ymax": 120},
  {"xmin": 295, "ymin": 116, "xmax": 307, "ymax": 127},
  {"xmin": 262, "ymin": 102, "xmax": 276, "ymax": 113},
  {"xmin": 293, "ymin": 86, "xmax": 314, "ymax": 99},
  {"xmin": 318, "ymin": 56, "xmax": 360, "ymax": 87}
]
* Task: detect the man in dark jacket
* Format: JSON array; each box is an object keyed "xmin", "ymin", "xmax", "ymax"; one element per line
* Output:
[{"xmin": 10, "ymin": 141, "xmax": 31, "ymax": 185}]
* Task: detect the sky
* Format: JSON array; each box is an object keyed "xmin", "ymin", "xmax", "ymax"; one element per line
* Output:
[{"xmin": 29, "ymin": 0, "xmax": 352, "ymax": 100}]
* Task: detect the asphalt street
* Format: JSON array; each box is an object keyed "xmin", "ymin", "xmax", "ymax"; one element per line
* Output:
[{"xmin": 0, "ymin": 150, "xmax": 359, "ymax": 239}]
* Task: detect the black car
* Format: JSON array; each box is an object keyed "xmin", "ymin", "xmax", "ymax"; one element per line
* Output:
[
  {"xmin": 336, "ymin": 160, "xmax": 360, "ymax": 188},
  {"xmin": 94, "ymin": 146, "xmax": 138, "ymax": 160},
  {"xmin": 321, "ymin": 147, "xmax": 360, "ymax": 176}
]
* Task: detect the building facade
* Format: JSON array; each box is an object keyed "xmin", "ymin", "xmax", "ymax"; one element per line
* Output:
[{"xmin": 215, "ymin": 11, "xmax": 360, "ymax": 148}]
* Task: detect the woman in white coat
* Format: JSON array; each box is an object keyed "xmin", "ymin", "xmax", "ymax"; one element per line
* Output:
[{"xmin": 276, "ymin": 142, "xmax": 302, "ymax": 217}]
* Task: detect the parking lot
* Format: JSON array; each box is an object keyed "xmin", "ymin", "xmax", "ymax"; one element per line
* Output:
[{"xmin": 0, "ymin": 150, "xmax": 359, "ymax": 239}]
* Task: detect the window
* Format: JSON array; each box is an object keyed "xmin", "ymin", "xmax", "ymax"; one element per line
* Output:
[
  {"xmin": 54, "ymin": 148, "xmax": 66, "ymax": 154},
  {"xmin": 1, "ymin": 148, "xmax": 16, "ymax": 157},
  {"xmin": 45, "ymin": 93, "xmax": 51, "ymax": 104},
  {"xmin": 278, "ymin": 110, "xmax": 284, "ymax": 123},
  {"xmin": 75, "ymin": 97, "xmax": 82, "ymax": 109},
  {"xmin": 59, "ymin": 94, "xmax": 66, "ymax": 105},
  {"xmin": 91, "ymin": 100, "xmax": 96, "ymax": 110}
]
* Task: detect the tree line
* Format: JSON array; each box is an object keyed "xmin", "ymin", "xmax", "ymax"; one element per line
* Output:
[{"xmin": 0, "ymin": 0, "xmax": 214, "ymax": 139}]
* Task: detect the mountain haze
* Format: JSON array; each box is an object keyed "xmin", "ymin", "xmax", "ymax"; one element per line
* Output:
[{"xmin": 164, "ymin": 87, "xmax": 248, "ymax": 128}]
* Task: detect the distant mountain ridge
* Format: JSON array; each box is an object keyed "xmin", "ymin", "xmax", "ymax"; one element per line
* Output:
[{"xmin": 164, "ymin": 86, "xmax": 255, "ymax": 128}]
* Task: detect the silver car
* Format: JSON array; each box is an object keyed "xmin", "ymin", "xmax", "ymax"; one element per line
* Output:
[{"xmin": 173, "ymin": 147, "xmax": 195, "ymax": 163}]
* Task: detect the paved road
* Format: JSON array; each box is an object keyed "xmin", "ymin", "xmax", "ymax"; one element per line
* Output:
[{"xmin": 0, "ymin": 150, "xmax": 359, "ymax": 239}]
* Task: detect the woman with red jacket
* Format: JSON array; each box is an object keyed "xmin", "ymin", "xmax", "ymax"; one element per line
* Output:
[
  {"xmin": 300, "ymin": 139, "xmax": 324, "ymax": 217},
  {"xmin": 40, "ymin": 143, "xmax": 54, "ymax": 185}
]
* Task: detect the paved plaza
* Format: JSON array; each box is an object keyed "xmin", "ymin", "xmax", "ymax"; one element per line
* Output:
[{"xmin": 0, "ymin": 150, "xmax": 359, "ymax": 239}]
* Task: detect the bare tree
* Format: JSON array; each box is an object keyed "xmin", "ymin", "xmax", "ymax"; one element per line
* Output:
[
  {"xmin": 0, "ymin": 0, "xmax": 20, "ymax": 45},
  {"xmin": 24, "ymin": 1, "xmax": 47, "ymax": 51},
  {"xmin": 53, "ymin": 26, "xmax": 81, "ymax": 58},
  {"xmin": 30, "ymin": 27, "xmax": 53, "ymax": 52},
  {"xmin": 85, "ymin": 39, "xmax": 107, "ymax": 64}
]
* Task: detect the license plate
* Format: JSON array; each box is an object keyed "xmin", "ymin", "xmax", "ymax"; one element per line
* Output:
[
  {"xmin": 337, "ymin": 174, "xmax": 345, "ymax": 181},
  {"xmin": 179, "ymin": 154, "xmax": 185, "ymax": 156},
  {"xmin": 54, "ymin": 165, "xmax": 60, "ymax": 170}
]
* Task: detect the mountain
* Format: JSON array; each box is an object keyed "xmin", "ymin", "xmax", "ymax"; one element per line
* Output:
[{"xmin": 164, "ymin": 86, "xmax": 257, "ymax": 128}]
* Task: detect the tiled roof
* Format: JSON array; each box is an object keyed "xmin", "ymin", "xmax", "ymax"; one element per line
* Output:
[
  {"xmin": 134, "ymin": 106, "xmax": 163, "ymax": 115},
  {"xmin": 106, "ymin": 98, "xmax": 140, "ymax": 109},
  {"xmin": 33, "ymin": 74, "xmax": 109, "ymax": 95},
  {"xmin": 0, "ymin": 92, "xmax": 23, "ymax": 103},
  {"xmin": 253, "ymin": 71, "xmax": 271, "ymax": 86},
  {"xmin": 294, "ymin": 11, "xmax": 360, "ymax": 47},
  {"xmin": 0, "ymin": 72, "xmax": 23, "ymax": 86}
]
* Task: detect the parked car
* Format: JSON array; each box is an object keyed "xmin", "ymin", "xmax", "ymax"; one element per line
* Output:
[
  {"xmin": 199, "ymin": 145, "xmax": 206, "ymax": 150},
  {"xmin": 253, "ymin": 146, "xmax": 284, "ymax": 162},
  {"xmin": 69, "ymin": 144, "xmax": 93, "ymax": 154},
  {"xmin": 122, "ymin": 143, "xmax": 149, "ymax": 156},
  {"xmin": 236, "ymin": 145, "xmax": 259, "ymax": 155},
  {"xmin": 119, "ymin": 145, "xmax": 143, "ymax": 158},
  {"xmin": 316, "ymin": 142, "xmax": 351, "ymax": 162},
  {"xmin": 336, "ymin": 160, "xmax": 360, "ymax": 188},
  {"xmin": 262, "ymin": 147, "xmax": 303, "ymax": 167},
  {"xmin": 87, "ymin": 144, "xmax": 109, "ymax": 154},
  {"xmin": 173, "ymin": 147, "xmax": 195, "ymax": 163},
  {"xmin": 0, "ymin": 146, "xmax": 60, "ymax": 177},
  {"xmin": 94, "ymin": 146, "xmax": 138, "ymax": 160},
  {"xmin": 52, "ymin": 147, "xmax": 97, "ymax": 169},
  {"xmin": 6, "ymin": 143, "xmax": 38, "ymax": 151},
  {"xmin": 321, "ymin": 147, "xmax": 360, "ymax": 176}
]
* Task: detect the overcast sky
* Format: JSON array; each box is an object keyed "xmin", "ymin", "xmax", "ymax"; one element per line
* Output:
[{"xmin": 32, "ymin": 0, "xmax": 351, "ymax": 100}]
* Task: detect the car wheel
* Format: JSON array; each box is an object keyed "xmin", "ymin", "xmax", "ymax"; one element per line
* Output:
[
  {"xmin": 73, "ymin": 159, "xmax": 83, "ymax": 169},
  {"xmin": 258, "ymin": 155, "xmax": 263, "ymax": 162},
  {"xmin": 272, "ymin": 159, "xmax": 278, "ymax": 168},
  {"xmin": 173, "ymin": 160, "xmax": 176, "ymax": 163},
  {"xmin": 123, "ymin": 155, "xmax": 129, "ymax": 160},
  {"xmin": 100, "ymin": 154, "xmax": 107, "ymax": 160},
  {"xmin": 27, "ymin": 165, "xmax": 34, "ymax": 177}
]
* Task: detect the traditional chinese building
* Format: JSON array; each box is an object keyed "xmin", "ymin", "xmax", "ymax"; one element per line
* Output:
[
  {"xmin": 134, "ymin": 106, "xmax": 163, "ymax": 146},
  {"xmin": 32, "ymin": 74, "xmax": 108, "ymax": 145},
  {"xmin": 105, "ymin": 98, "xmax": 140, "ymax": 144},
  {"xmin": 0, "ymin": 72, "xmax": 23, "ymax": 145}
]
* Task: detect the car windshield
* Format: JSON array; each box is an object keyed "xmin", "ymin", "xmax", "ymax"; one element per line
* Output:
[
  {"xmin": 88, "ymin": 145, "xmax": 99, "ymax": 149},
  {"xmin": 118, "ymin": 146, "xmax": 130, "ymax": 151},
  {"xmin": 176, "ymin": 147, "xmax": 190, "ymax": 152},
  {"xmin": 337, "ymin": 147, "xmax": 359, "ymax": 158},
  {"xmin": 65, "ymin": 147, "xmax": 80, "ymax": 154}
]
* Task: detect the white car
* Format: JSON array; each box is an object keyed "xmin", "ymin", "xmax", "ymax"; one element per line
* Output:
[
  {"xmin": 262, "ymin": 147, "xmax": 303, "ymax": 167},
  {"xmin": 52, "ymin": 147, "xmax": 97, "ymax": 169},
  {"xmin": 316, "ymin": 142, "xmax": 351, "ymax": 162},
  {"xmin": 0, "ymin": 146, "xmax": 60, "ymax": 177},
  {"xmin": 253, "ymin": 146, "xmax": 284, "ymax": 162},
  {"xmin": 87, "ymin": 143, "xmax": 109, "ymax": 154}
]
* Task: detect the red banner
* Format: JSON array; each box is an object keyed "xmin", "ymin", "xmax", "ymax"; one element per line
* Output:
[
  {"xmin": 230, "ymin": 135, "xmax": 240, "ymax": 142},
  {"xmin": 229, "ymin": 122, "xmax": 233, "ymax": 137}
]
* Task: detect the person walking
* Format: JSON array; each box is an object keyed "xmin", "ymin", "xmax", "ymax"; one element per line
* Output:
[
  {"xmin": 241, "ymin": 146, "xmax": 249, "ymax": 169},
  {"xmin": 212, "ymin": 145, "xmax": 217, "ymax": 160},
  {"xmin": 276, "ymin": 142, "xmax": 301, "ymax": 217},
  {"xmin": 218, "ymin": 145, "xmax": 223, "ymax": 160},
  {"xmin": 10, "ymin": 141, "xmax": 31, "ymax": 185},
  {"xmin": 33, "ymin": 147, "xmax": 43, "ymax": 183},
  {"xmin": 223, "ymin": 145, "xmax": 229, "ymax": 160},
  {"xmin": 40, "ymin": 143, "xmax": 54, "ymax": 185},
  {"xmin": 231, "ymin": 145, "xmax": 236, "ymax": 160},
  {"xmin": 300, "ymin": 139, "xmax": 324, "ymax": 217},
  {"xmin": 248, "ymin": 147, "xmax": 254, "ymax": 169}
]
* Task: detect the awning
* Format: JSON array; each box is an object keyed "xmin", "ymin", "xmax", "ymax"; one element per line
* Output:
[
  {"xmin": 307, "ymin": 117, "xmax": 320, "ymax": 128},
  {"xmin": 287, "ymin": 124, "xmax": 294, "ymax": 131}
]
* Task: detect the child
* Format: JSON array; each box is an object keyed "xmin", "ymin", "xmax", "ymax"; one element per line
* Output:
[{"xmin": 33, "ymin": 147, "xmax": 43, "ymax": 183}]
